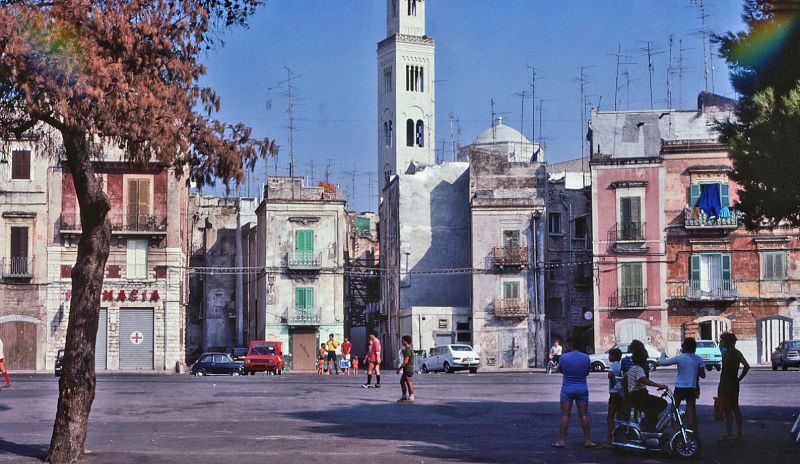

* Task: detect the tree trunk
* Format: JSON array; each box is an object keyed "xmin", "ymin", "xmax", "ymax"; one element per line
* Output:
[{"xmin": 47, "ymin": 130, "xmax": 111, "ymax": 464}]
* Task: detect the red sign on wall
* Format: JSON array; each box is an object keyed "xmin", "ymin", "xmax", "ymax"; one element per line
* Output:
[{"xmin": 65, "ymin": 289, "xmax": 160, "ymax": 302}]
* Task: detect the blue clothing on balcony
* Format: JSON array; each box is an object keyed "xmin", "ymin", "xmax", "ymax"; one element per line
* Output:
[
  {"xmin": 720, "ymin": 207, "xmax": 731, "ymax": 219},
  {"xmin": 698, "ymin": 183, "xmax": 722, "ymax": 218}
]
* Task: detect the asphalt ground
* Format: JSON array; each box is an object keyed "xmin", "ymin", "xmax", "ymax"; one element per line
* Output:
[{"xmin": 1, "ymin": 368, "xmax": 798, "ymax": 464}]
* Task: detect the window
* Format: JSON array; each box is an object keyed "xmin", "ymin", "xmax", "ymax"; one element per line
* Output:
[
  {"xmin": 502, "ymin": 281, "xmax": 520, "ymax": 299},
  {"xmin": 547, "ymin": 297, "xmax": 565, "ymax": 318},
  {"xmin": 619, "ymin": 196, "xmax": 642, "ymax": 240},
  {"xmin": 406, "ymin": 119, "xmax": 415, "ymax": 147},
  {"xmin": 126, "ymin": 178, "xmax": 151, "ymax": 228},
  {"xmin": 415, "ymin": 119, "xmax": 424, "ymax": 147},
  {"xmin": 762, "ymin": 251, "xmax": 786, "ymax": 280},
  {"xmin": 9, "ymin": 226, "xmax": 29, "ymax": 275},
  {"xmin": 502, "ymin": 230, "xmax": 520, "ymax": 248},
  {"xmin": 456, "ymin": 321, "xmax": 470, "ymax": 331},
  {"xmin": 11, "ymin": 150, "xmax": 31, "ymax": 180},
  {"xmin": 619, "ymin": 262, "xmax": 643, "ymax": 306},
  {"xmin": 690, "ymin": 182, "xmax": 730, "ymax": 209},
  {"xmin": 408, "ymin": 0, "xmax": 416, "ymax": 16},
  {"xmin": 126, "ymin": 239, "xmax": 148, "ymax": 279},
  {"xmin": 383, "ymin": 122, "xmax": 390, "ymax": 147},
  {"xmin": 574, "ymin": 217, "xmax": 588, "ymax": 240},
  {"xmin": 295, "ymin": 287, "xmax": 315, "ymax": 309},
  {"xmin": 438, "ymin": 319, "xmax": 447, "ymax": 329},
  {"xmin": 456, "ymin": 332, "xmax": 471, "ymax": 343},
  {"xmin": 388, "ymin": 120, "xmax": 393, "ymax": 146},
  {"xmin": 548, "ymin": 212, "xmax": 561, "ymax": 235},
  {"xmin": 383, "ymin": 67, "xmax": 392, "ymax": 93},
  {"xmin": 690, "ymin": 254, "xmax": 732, "ymax": 291},
  {"xmin": 213, "ymin": 354, "xmax": 227, "ymax": 363},
  {"xmin": 405, "ymin": 65, "xmax": 424, "ymax": 92},
  {"xmin": 356, "ymin": 216, "xmax": 370, "ymax": 232}
]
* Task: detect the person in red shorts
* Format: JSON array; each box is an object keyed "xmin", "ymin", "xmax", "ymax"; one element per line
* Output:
[
  {"xmin": 362, "ymin": 332, "xmax": 381, "ymax": 388},
  {"xmin": 341, "ymin": 336, "xmax": 353, "ymax": 375},
  {"xmin": 0, "ymin": 336, "xmax": 11, "ymax": 387}
]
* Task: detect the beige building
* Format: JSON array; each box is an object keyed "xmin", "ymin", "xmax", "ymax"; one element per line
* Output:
[{"xmin": 245, "ymin": 177, "xmax": 347, "ymax": 371}]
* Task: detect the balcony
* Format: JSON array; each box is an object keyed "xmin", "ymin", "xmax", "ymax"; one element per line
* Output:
[
  {"xmin": 492, "ymin": 246, "xmax": 528, "ymax": 268},
  {"xmin": 288, "ymin": 251, "xmax": 322, "ymax": 271},
  {"xmin": 676, "ymin": 279, "xmax": 738, "ymax": 301},
  {"xmin": 59, "ymin": 213, "xmax": 167, "ymax": 235},
  {"xmin": 286, "ymin": 308, "xmax": 322, "ymax": 326},
  {"xmin": 684, "ymin": 207, "xmax": 739, "ymax": 230},
  {"xmin": 611, "ymin": 288, "xmax": 647, "ymax": 310},
  {"xmin": 614, "ymin": 222, "xmax": 645, "ymax": 242},
  {"xmin": 1, "ymin": 257, "xmax": 33, "ymax": 279},
  {"xmin": 494, "ymin": 298, "xmax": 528, "ymax": 318}
]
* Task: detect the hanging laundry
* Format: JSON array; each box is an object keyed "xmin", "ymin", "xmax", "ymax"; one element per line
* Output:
[
  {"xmin": 697, "ymin": 183, "xmax": 722, "ymax": 218},
  {"xmin": 720, "ymin": 207, "xmax": 731, "ymax": 219}
]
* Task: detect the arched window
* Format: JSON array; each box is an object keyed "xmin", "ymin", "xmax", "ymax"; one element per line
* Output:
[
  {"xmin": 411, "ymin": 0, "xmax": 417, "ymax": 16},
  {"xmin": 406, "ymin": 119, "xmax": 414, "ymax": 147},
  {"xmin": 419, "ymin": 67, "xmax": 424, "ymax": 92},
  {"xmin": 388, "ymin": 120, "xmax": 393, "ymax": 146},
  {"xmin": 383, "ymin": 122, "xmax": 390, "ymax": 147},
  {"xmin": 416, "ymin": 119, "xmax": 424, "ymax": 147},
  {"xmin": 407, "ymin": 0, "xmax": 411, "ymax": 16},
  {"xmin": 391, "ymin": 0, "xmax": 396, "ymax": 18}
]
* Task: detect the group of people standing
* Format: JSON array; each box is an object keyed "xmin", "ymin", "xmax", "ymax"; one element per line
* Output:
[
  {"xmin": 317, "ymin": 334, "xmax": 354, "ymax": 376},
  {"xmin": 554, "ymin": 332, "xmax": 750, "ymax": 449}
]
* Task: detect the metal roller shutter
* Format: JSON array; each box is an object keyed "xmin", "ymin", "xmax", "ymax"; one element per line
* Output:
[
  {"xmin": 119, "ymin": 308, "xmax": 154, "ymax": 369},
  {"xmin": 95, "ymin": 309, "xmax": 107, "ymax": 370}
]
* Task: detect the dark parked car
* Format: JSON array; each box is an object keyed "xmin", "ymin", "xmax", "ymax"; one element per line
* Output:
[
  {"xmin": 54, "ymin": 349, "xmax": 65, "ymax": 377},
  {"xmin": 771, "ymin": 340, "xmax": 800, "ymax": 371},
  {"xmin": 230, "ymin": 347, "xmax": 249, "ymax": 362},
  {"xmin": 191, "ymin": 352, "xmax": 243, "ymax": 376}
]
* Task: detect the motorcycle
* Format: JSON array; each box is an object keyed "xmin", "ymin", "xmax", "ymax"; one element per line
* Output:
[{"xmin": 612, "ymin": 387, "xmax": 700, "ymax": 459}]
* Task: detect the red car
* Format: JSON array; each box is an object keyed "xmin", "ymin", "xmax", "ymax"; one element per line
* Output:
[{"xmin": 242, "ymin": 341, "xmax": 285, "ymax": 375}]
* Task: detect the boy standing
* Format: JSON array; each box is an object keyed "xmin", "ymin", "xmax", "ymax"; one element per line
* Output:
[
  {"xmin": 396, "ymin": 335, "xmax": 415, "ymax": 402},
  {"xmin": 601, "ymin": 348, "xmax": 623, "ymax": 448},
  {"xmin": 659, "ymin": 337, "xmax": 705, "ymax": 431},
  {"xmin": 341, "ymin": 337, "xmax": 352, "ymax": 375},
  {"xmin": 362, "ymin": 332, "xmax": 382, "ymax": 388}
]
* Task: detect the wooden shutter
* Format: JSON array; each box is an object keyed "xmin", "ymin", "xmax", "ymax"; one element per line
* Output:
[
  {"xmin": 305, "ymin": 287, "xmax": 314, "ymax": 309},
  {"xmin": 10, "ymin": 227, "xmax": 28, "ymax": 257},
  {"xmin": 690, "ymin": 255, "xmax": 701, "ymax": 283},
  {"xmin": 721, "ymin": 254, "xmax": 732, "ymax": 286},
  {"xmin": 622, "ymin": 263, "xmax": 642, "ymax": 289},
  {"xmin": 295, "ymin": 287, "xmax": 305, "ymax": 309},
  {"xmin": 719, "ymin": 183, "xmax": 730, "ymax": 208},
  {"xmin": 690, "ymin": 184, "xmax": 701, "ymax": 207},
  {"xmin": 137, "ymin": 179, "xmax": 150, "ymax": 221},
  {"xmin": 127, "ymin": 179, "xmax": 139, "ymax": 224},
  {"xmin": 295, "ymin": 230, "xmax": 313, "ymax": 252},
  {"xmin": 11, "ymin": 150, "xmax": 31, "ymax": 180}
]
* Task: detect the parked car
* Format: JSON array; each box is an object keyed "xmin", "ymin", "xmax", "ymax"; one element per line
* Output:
[
  {"xmin": 242, "ymin": 340, "xmax": 285, "ymax": 375},
  {"xmin": 229, "ymin": 347, "xmax": 249, "ymax": 362},
  {"xmin": 695, "ymin": 340, "xmax": 722, "ymax": 371},
  {"xmin": 54, "ymin": 349, "xmax": 65, "ymax": 377},
  {"xmin": 772, "ymin": 339, "xmax": 800, "ymax": 371},
  {"xmin": 589, "ymin": 343, "xmax": 660, "ymax": 372},
  {"xmin": 421, "ymin": 344, "xmax": 480, "ymax": 374},
  {"xmin": 191, "ymin": 352, "xmax": 243, "ymax": 376}
]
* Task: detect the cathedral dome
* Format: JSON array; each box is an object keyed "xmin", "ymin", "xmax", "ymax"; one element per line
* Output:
[{"xmin": 473, "ymin": 121, "xmax": 531, "ymax": 146}]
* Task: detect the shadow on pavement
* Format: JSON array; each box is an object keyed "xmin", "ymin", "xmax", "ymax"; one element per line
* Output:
[{"xmin": 0, "ymin": 438, "xmax": 47, "ymax": 460}]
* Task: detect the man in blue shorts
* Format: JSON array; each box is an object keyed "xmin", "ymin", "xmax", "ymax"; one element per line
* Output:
[{"xmin": 554, "ymin": 337, "xmax": 596, "ymax": 449}]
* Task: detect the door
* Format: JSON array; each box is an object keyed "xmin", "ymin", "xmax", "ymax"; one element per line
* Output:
[
  {"xmin": 119, "ymin": 308, "xmax": 154, "ymax": 369},
  {"xmin": 10, "ymin": 226, "xmax": 29, "ymax": 275},
  {"xmin": 290, "ymin": 329, "xmax": 316, "ymax": 371},
  {"xmin": 698, "ymin": 318, "xmax": 727, "ymax": 342},
  {"xmin": 620, "ymin": 263, "xmax": 643, "ymax": 307},
  {"xmin": 126, "ymin": 178, "xmax": 151, "ymax": 228},
  {"xmin": 620, "ymin": 197, "xmax": 641, "ymax": 239},
  {"xmin": 758, "ymin": 316, "xmax": 793, "ymax": 364},
  {"xmin": 95, "ymin": 308, "xmax": 108, "ymax": 370},
  {"xmin": 616, "ymin": 320, "xmax": 648, "ymax": 344},
  {"xmin": 0, "ymin": 321, "xmax": 37, "ymax": 370},
  {"xmin": 499, "ymin": 329, "xmax": 527, "ymax": 368}
]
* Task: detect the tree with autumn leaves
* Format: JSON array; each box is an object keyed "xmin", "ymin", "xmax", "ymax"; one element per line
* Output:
[{"xmin": 0, "ymin": 1, "xmax": 275, "ymax": 462}]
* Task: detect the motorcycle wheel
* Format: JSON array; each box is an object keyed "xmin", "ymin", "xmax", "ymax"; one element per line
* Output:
[
  {"xmin": 670, "ymin": 430, "xmax": 700, "ymax": 459},
  {"xmin": 612, "ymin": 424, "xmax": 641, "ymax": 445}
]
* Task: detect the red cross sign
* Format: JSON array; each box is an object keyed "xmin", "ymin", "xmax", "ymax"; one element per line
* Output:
[{"xmin": 130, "ymin": 331, "xmax": 144, "ymax": 345}]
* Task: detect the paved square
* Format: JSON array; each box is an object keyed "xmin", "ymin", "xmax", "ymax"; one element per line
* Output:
[{"xmin": 1, "ymin": 369, "xmax": 798, "ymax": 463}]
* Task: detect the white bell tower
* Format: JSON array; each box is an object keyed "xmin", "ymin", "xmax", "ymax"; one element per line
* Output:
[{"xmin": 378, "ymin": 0, "xmax": 436, "ymax": 192}]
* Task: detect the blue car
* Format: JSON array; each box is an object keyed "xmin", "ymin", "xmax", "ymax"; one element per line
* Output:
[
  {"xmin": 695, "ymin": 340, "xmax": 722, "ymax": 371},
  {"xmin": 191, "ymin": 352, "xmax": 243, "ymax": 376}
]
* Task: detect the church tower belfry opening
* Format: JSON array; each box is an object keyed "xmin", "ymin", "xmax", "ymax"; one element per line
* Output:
[{"xmin": 378, "ymin": 0, "xmax": 436, "ymax": 192}]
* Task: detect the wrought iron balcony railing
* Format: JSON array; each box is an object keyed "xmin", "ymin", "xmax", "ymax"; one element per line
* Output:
[
  {"xmin": 615, "ymin": 222, "xmax": 646, "ymax": 242},
  {"xmin": 684, "ymin": 207, "xmax": 740, "ymax": 229},
  {"xmin": 58, "ymin": 213, "xmax": 167, "ymax": 234},
  {"xmin": 684, "ymin": 279, "xmax": 737, "ymax": 301},
  {"xmin": 288, "ymin": 251, "xmax": 322, "ymax": 270},
  {"xmin": 611, "ymin": 288, "xmax": 647, "ymax": 310},
  {"xmin": 1, "ymin": 257, "xmax": 33, "ymax": 278},
  {"xmin": 492, "ymin": 246, "xmax": 528, "ymax": 268},
  {"xmin": 287, "ymin": 308, "xmax": 322, "ymax": 326},
  {"xmin": 494, "ymin": 298, "xmax": 528, "ymax": 318}
]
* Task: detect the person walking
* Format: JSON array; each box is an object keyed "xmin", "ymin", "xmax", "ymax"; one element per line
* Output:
[
  {"xmin": 717, "ymin": 332, "xmax": 750, "ymax": 444},
  {"xmin": 341, "ymin": 337, "xmax": 352, "ymax": 375},
  {"xmin": 659, "ymin": 337, "xmax": 705, "ymax": 431},
  {"xmin": 553, "ymin": 337, "xmax": 595, "ymax": 449},
  {"xmin": 362, "ymin": 332, "xmax": 381, "ymax": 388},
  {"xmin": 396, "ymin": 335, "xmax": 415, "ymax": 402},
  {"xmin": 0, "ymin": 335, "xmax": 10, "ymax": 387},
  {"xmin": 325, "ymin": 334, "xmax": 340, "ymax": 376}
]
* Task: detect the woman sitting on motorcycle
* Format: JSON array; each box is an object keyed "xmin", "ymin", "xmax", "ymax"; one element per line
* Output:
[{"xmin": 625, "ymin": 347, "xmax": 668, "ymax": 431}]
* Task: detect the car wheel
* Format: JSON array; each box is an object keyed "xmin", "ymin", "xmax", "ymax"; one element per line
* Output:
[
  {"xmin": 469, "ymin": 368, "xmax": 478, "ymax": 374},
  {"xmin": 421, "ymin": 364, "xmax": 429, "ymax": 374},
  {"xmin": 196, "ymin": 369, "xmax": 206, "ymax": 377},
  {"xmin": 647, "ymin": 361, "xmax": 657, "ymax": 372},
  {"xmin": 772, "ymin": 363, "xmax": 778, "ymax": 371},
  {"xmin": 714, "ymin": 365, "xmax": 720, "ymax": 371},
  {"xmin": 443, "ymin": 362, "xmax": 453, "ymax": 373},
  {"xmin": 232, "ymin": 371, "xmax": 240, "ymax": 376},
  {"xmin": 591, "ymin": 362, "xmax": 605, "ymax": 372},
  {"xmin": 781, "ymin": 363, "xmax": 788, "ymax": 371}
]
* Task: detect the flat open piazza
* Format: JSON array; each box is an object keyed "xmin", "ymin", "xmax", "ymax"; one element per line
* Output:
[{"xmin": 1, "ymin": 369, "xmax": 798, "ymax": 464}]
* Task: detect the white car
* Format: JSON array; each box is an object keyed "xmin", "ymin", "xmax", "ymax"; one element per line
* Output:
[
  {"xmin": 421, "ymin": 344, "xmax": 480, "ymax": 374},
  {"xmin": 589, "ymin": 343, "xmax": 661, "ymax": 372}
]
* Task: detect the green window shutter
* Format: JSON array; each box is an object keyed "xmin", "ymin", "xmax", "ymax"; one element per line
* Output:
[
  {"xmin": 777, "ymin": 253, "xmax": 786, "ymax": 278},
  {"xmin": 305, "ymin": 287, "xmax": 314, "ymax": 309},
  {"xmin": 295, "ymin": 287, "xmax": 305, "ymax": 309},
  {"xmin": 719, "ymin": 183, "xmax": 730, "ymax": 208},
  {"xmin": 690, "ymin": 255, "xmax": 701, "ymax": 283},
  {"xmin": 356, "ymin": 216, "xmax": 370, "ymax": 232},
  {"xmin": 721, "ymin": 254, "xmax": 732, "ymax": 284},
  {"xmin": 295, "ymin": 230, "xmax": 313, "ymax": 252},
  {"xmin": 690, "ymin": 184, "xmax": 701, "ymax": 207},
  {"xmin": 621, "ymin": 263, "xmax": 641, "ymax": 289}
]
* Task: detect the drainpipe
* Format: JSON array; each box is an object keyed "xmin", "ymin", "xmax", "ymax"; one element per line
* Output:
[
  {"xmin": 532, "ymin": 211, "xmax": 545, "ymax": 367},
  {"xmin": 235, "ymin": 200, "xmax": 244, "ymax": 346}
]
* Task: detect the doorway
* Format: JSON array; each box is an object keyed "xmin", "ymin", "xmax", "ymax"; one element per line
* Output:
[
  {"xmin": 757, "ymin": 316, "xmax": 792, "ymax": 364},
  {"xmin": 698, "ymin": 318, "xmax": 728, "ymax": 341},
  {"xmin": 0, "ymin": 321, "xmax": 37, "ymax": 370},
  {"xmin": 290, "ymin": 329, "xmax": 317, "ymax": 371}
]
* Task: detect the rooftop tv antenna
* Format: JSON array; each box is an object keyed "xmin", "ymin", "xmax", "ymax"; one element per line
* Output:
[{"xmin": 608, "ymin": 44, "xmax": 636, "ymax": 111}]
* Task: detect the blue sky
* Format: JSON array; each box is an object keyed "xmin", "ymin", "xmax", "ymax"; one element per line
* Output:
[{"xmin": 200, "ymin": 0, "xmax": 745, "ymax": 211}]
